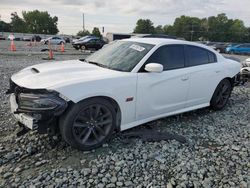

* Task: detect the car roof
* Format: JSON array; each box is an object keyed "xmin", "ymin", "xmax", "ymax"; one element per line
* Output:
[{"xmin": 123, "ymin": 37, "xmax": 212, "ymax": 50}]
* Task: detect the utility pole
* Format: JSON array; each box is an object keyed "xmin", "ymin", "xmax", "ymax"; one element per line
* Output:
[
  {"xmin": 190, "ymin": 24, "xmax": 194, "ymax": 41},
  {"xmin": 82, "ymin": 13, "xmax": 85, "ymax": 31}
]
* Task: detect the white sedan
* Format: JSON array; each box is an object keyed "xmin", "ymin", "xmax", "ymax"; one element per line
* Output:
[
  {"xmin": 8, "ymin": 38, "xmax": 241, "ymax": 150},
  {"xmin": 41, "ymin": 36, "xmax": 65, "ymax": 45}
]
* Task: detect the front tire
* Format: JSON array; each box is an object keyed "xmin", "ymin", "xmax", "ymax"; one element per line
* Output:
[
  {"xmin": 59, "ymin": 98, "xmax": 116, "ymax": 150},
  {"xmin": 210, "ymin": 79, "xmax": 232, "ymax": 110},
  {"xmin": 81, "ymin": 45, "xmax": 86, "ymax": 50}
]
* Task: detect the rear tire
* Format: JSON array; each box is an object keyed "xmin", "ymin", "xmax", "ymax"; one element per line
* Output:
[
  {"xmin": 210, "ymin": 79, "xmax": 232, "ymax": 110},
  {"xmin": 59, "ymin": 98, "xmax": 116, "ymax": 151}
]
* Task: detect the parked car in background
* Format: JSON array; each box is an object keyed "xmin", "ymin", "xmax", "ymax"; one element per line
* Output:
[
  {"xmin": 72, "ymin": 38, "xmax": 106, "ymax": 50},
  {"xmin": 206, "ymin": 42, "xmax": 217, "ymax": 47},
  {"xmin": 213, "ymin": 43, "xmax": 229, "ymax": 53},
  {"xmin": 7, "ymin": 34, "xmax": 15, "ymax": 40},
  {"xmin": 227, "ymin": 43, "xmax": 239, "ymax": 48},
  {"xmin": 22, "ymin": 36, "xmax": 32, "ymax": 41},
  {"xmin": 32, "ymin": 35, "xmax": 41, "ymax": 42},
  {"xmin": 0, "ymin": 35, "xmax": 5, "ymax": 40},
  {"xmin": 7, "ymin": 34, "xmax": 21, "ymax": 41},
  {"xmin": 41, "ymin": 36, "xmax": 65, "ymax": 45},
  {"xmin": 72, "ymin": 35, "xmax": 98, "ymax": 44},
  {"xmin": 226, "ymin": 44, "xmax": 250, "ymax": 55},
  {"xmin": 8, "ymin": 38, "xmax": 241, "ymax": 150},
  {"xmin": 64, "ymin": 37, "xmax": 71, "ymax": 43}
]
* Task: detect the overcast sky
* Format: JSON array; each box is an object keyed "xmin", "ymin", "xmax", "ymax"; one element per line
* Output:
[{"xmin": 0, "ymin": 0, "xmax": 250, "ymax": 35}]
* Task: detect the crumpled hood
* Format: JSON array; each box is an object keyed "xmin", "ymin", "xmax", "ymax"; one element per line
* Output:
[{"xmin": 11, "ymin": 59, "xmax": 121, "ymax": 89}]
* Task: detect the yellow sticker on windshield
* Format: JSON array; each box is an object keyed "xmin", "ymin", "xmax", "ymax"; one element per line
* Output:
[{"xmin": 129, "ymin": 44, "xmax": 145, "ymax": 52}]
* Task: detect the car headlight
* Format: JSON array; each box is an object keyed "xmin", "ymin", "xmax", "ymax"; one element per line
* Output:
[{"xmin": 18, "ymin": 93, "xmax": 67, "ymax": 112}]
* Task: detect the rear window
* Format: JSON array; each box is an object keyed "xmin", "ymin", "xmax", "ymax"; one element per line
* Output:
[{"xmin": 186, "ymin": 46, "xmax": 217, "ymax": 66}]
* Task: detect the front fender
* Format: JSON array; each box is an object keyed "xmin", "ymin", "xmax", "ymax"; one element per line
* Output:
[{"xmin": 51, "ymin": 76, "xmax": 137, "ymax": 126}]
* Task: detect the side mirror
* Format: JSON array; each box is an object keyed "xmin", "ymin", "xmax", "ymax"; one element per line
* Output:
[{"xmin": 145, "ymin": 63, "xmax": 163, "ymax": 73}]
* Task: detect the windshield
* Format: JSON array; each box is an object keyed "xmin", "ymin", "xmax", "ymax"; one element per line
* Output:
[{"xmin": 85, "ymin": 41, "xmax": 154, "ymax": 72}]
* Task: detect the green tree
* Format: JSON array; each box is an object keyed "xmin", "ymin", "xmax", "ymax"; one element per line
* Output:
[
  {"xmin": 228, "ymin": 19, "xmax": 247, "ymax": 42},
  {"xmin": 0, "ymin": 21, "xmax": 11, "ymax": 32},
  {"xmin": 206, "ymin": 14, "xmax": 229, "ymax": 41},
  {"xmin": 203, "ymin": 13, "xmax": 248, "ymax": 42},
  {"xmin": 169, "ymin": 15, "xmax": 205, "ymax": 41},
  {"xmin": 159, "ymin": 13, "xmax": 249, "ymax": 42},
  {"xmin": 154, "ymin": 25, "xmax": 164, "ymax": 34},
  {"xmin": 22, "ymin": 10, "xmax": 58, "ymax": 34},
  {"xmin": 10, "ymin": 12, "xmax": 26, "ymax": 32},
  {"xmin": 77, "ymin": 29, "xmax": 90, "ymax": 37},
  {"xmin": 244, "ymin": 27, "xmax": 250, "ymax": 43},
  {"xmin": 164, "ymin": 25, "xmax": 175, "ymax": 36},
  {"xmin": 92, "ymin": 27, "xmax": 102, "ymax": 38},
  {"xmin": 133, "ymin": 19, "xmax": 155, "ymax": 34}
]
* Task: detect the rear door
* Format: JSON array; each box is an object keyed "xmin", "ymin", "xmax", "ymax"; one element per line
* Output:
[
  {"xmin": 136, "ymin": 45, "xmax": 190, "ymax": 120},
  {"xmin": 184, "ymin": 45, "xmax": 224, "ymax": 107}
]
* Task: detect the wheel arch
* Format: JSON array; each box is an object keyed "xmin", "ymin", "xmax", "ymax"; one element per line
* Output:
[
  {"xmin": 210, "ymin": 77, "xmax": 233, "ymax": 110},
  {"xmin": 224, "ymin": 77, "xmax": 234, "ymax": 88},
  {"xmin": 73, "ymin": 96, "xmax": 122, "ymax": 131}
]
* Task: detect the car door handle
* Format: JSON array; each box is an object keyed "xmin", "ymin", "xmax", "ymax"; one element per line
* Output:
[
  {"xmin": 181, "ymin": 77, "xmax": 189, "ymax": 81},
  {"xmin": 215, "ymin": 70, "xmax": 221, "ymax": 73}
]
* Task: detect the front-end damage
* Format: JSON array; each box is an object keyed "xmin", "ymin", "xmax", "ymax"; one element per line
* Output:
[{"xmin": 7, "ymin": 79, "xmax": 68, "ymax": 136}]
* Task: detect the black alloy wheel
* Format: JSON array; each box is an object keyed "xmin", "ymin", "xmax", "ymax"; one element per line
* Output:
[
  {"xmin": 72, "ymin": 104, "xmax": 113, "ymax": 146},
  {"xmin": 210, "ymin": 79, "xmax": 232, "ymax": 110},
  {"xmin": 60, "ymin": 98, "xmax": 116, "ymax": 150}
]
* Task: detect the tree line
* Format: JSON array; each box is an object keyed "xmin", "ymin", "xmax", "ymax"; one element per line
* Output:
[
  {"xmin": 0, "ymin": 10, "xmax": 59, "ymax": 34},
  {"xmin": 1, "ymin": 11, "xmax": 249, "ymax": 42},
  {"xmin": 0, "ymin": 10, "xmax": 102, "ymax": 38},
  {"xmin": 133, "ymin": 13, "xmax": 250, "ymax": 42}
]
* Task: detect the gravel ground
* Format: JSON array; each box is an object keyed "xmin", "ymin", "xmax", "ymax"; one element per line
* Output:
[
  {"xmin": 0, "ymin": 40, "xmax": 76, "ymax": 53},
  {"xmin": 0, "ymin": 45, "xmax": 250, "ymax": 187}
]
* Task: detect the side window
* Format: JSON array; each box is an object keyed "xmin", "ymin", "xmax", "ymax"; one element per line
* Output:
[
  {"xmin": 186, "ymin": 46, "xmax": 216, "ymax": 66},
  {"xmin": 146, "ymin": 45, "xmax": 185, "ymax": 71},
  {"xmin": 208, "ymin": 51, "xmax": 217, "ymax": 63}
]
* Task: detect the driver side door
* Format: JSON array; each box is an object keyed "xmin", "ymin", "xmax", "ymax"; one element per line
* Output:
[{"xmin": 136, "ymin": 45, "xmax": 190, "ymax": 120}]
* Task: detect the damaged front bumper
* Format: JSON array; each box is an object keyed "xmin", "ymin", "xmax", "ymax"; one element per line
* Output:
[{"xmin": 7, "ymin": 80, "xmax": 68, "ymax": 135}]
